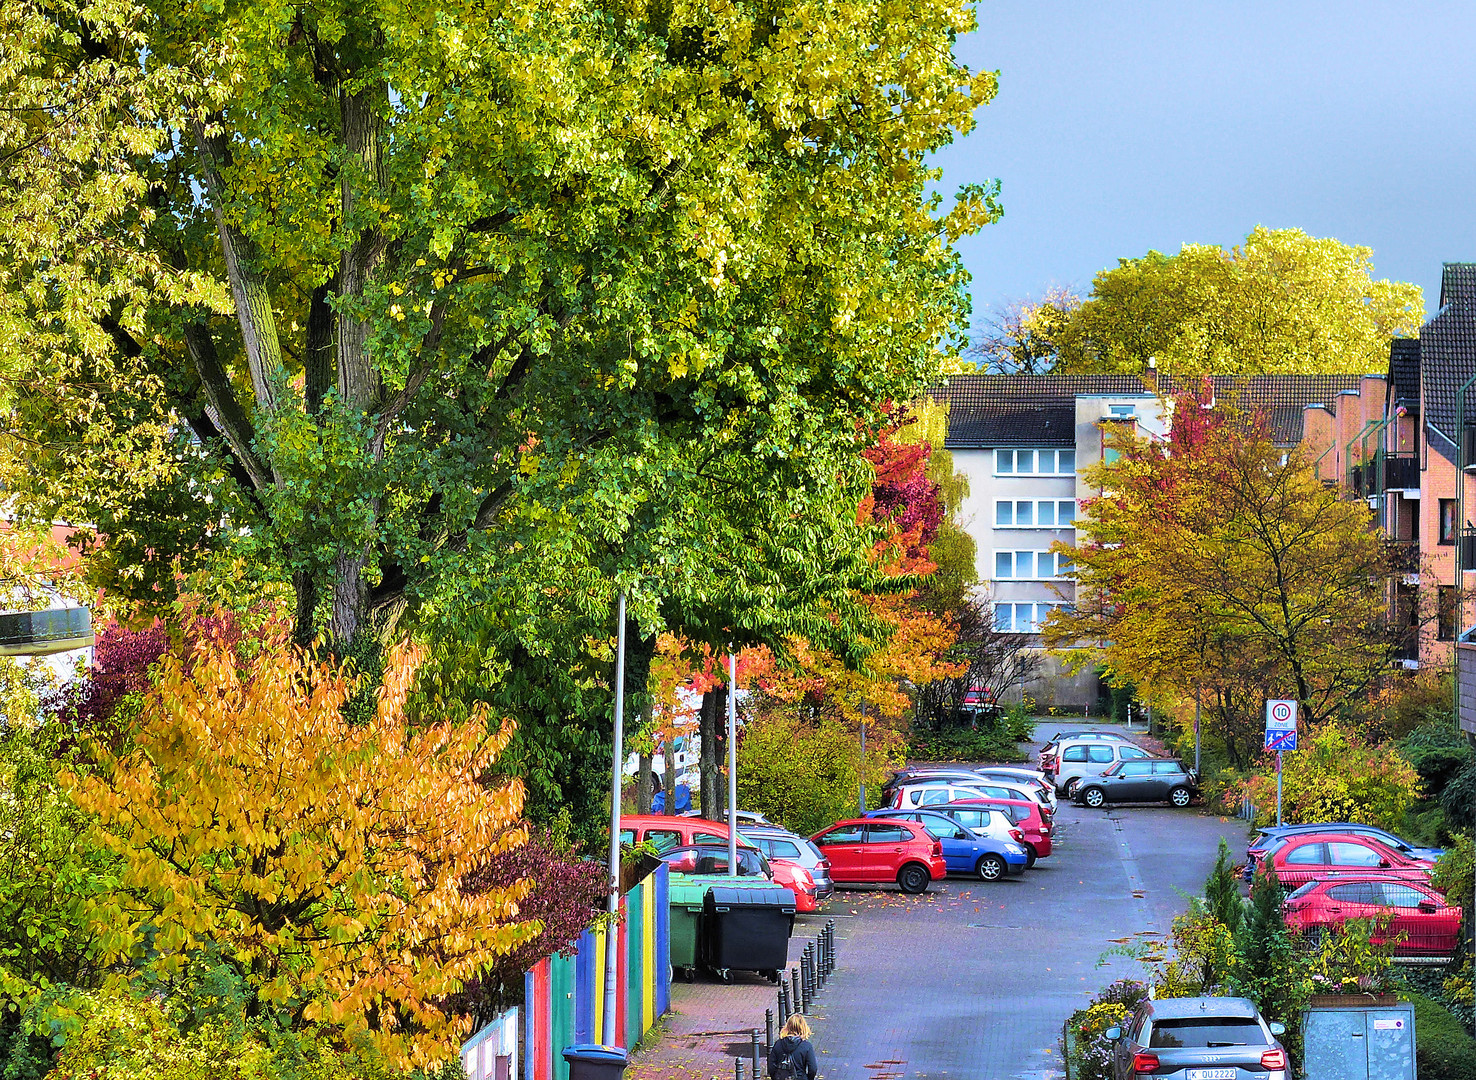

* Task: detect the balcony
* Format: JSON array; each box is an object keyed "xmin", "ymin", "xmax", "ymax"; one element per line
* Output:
[
  {"xmin": 1461, "ymin": 527, "xmax": 1476, "ymax": 572},
  {"xmin": 1349, "ymin": 463, "xmax": 1365, "ymax": 496},
  {"xmin": 1385, "ymin": 540, "xmax": 1421, "ymax": 573},
  {"xmin": 1383, "ymin": 454, "xmax": 1419, "ymax": 490}
]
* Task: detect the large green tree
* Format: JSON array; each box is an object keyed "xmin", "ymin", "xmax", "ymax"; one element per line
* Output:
[
  {"xmin": 0, "ymin": 0, "xmax": 999, "ymax": 656},
  {"xmin": 1045, "ymin": 395, "xmax": 1400, "ymax": 764},
  {"xmin": 1020, "ymin": 227, "xmax": 1421, "ymax": 375}
]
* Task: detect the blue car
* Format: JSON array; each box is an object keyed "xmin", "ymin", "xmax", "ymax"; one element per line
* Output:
[
  {"xmin": 863, "ymin": 808, "xmax": 1028, "ymax": 881},
  {"xmin": 1245, "ymin": 822, "xmax": 1444, "ymax": 880}
]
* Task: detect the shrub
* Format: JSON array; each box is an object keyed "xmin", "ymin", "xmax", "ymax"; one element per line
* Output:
[
  {"xmin": 907, "ymin": 724, "xmax": 1027, "ymax": 763},
  {"xmin": 1060, "ymin": 982, "xmax": 1146, "ymax": 1080},
  {"xmin": 736, "ymin": 712, "xmax": 903, "ymax": 835},
  {"xmin": 1239, "ymin": 722, "xmax": 1420, "ymax": 830},
  {"xmin": 1407, "ymin": 992, "xmax": 1476, "ymax": 1080}
]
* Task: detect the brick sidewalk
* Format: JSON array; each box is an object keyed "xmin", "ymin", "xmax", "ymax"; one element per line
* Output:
[{"xmin": 626, "ymin": 912, "xmax": 842, "ymax": 1080}]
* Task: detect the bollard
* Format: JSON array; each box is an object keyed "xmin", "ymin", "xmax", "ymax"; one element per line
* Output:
[
  {"xmin": 794, "ymin": 965, "xmax": 806, "ymax": 1013},
  {"xmin": 766, "ymin": 1009, "xmax": 774, "ymax": 1055},
  {"xmin": 735, "ymin": 1057, "xmax": 743, "ymax": 1080},
  {"xmin": 805, "ymin": 945, "xmax": 815, "ymax": 999},
  {"xmin": 751, "ymin": 1029, "xmax": 761, "ymax": 1079}
]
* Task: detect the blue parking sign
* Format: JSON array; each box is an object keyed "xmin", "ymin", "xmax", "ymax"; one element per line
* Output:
[{"xmin": 1264, "ymin": 699, "xmax": 1298, "ymax": 752}]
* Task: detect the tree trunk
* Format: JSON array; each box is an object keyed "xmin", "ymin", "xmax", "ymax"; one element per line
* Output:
[
  {"xmin": 662, "ymin": 734, "xmax": 677, "ymax": 816},
  {"xmin": 699, "ymin": 686, "xmax": 727, "ymax": 819},
  {"xmin": 328, "ymin": 83, "xmax": 388, "ymax": 651},
  {"xmin": 637, "ymin": 753, "xmax": 653, "ymax": 814}
]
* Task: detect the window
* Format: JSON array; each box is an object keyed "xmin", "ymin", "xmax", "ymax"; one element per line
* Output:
[
  {"xmin": 1062, "ymin": 745, "xmax": 1088, "ymax": 763},
  {"xmin": 864, "ymin": 825, "xmax": 909, "ymax": 845},
  {"xmin": 1151, "ymin": 761, "xmax": 1181, "ymax": 774},
  {"xmin": 1120, "ymin": 746, "xmax": 1150, "ymax": 760},
  {"xmin": 1148, "ymin": 1019, "xmax": 1268, "ymax": 1049},
  {"xmin": 1284, "ymin": 842, "xmax": 1325, "ymax": 865},
  {"xmin": 619, "ymin": 829, "xmax": 635, "ymax": 845},
  {"xmin": 1119, "ymin": 762, "xmax": 1152, "ymax": 776},
  {"xmin": 996, "ymin": 499, "xmax": 1077, "ymax": 528},
  {"xmin": 1108, "ymin": 404, "xmax": 1137, "ymax": 418},
  {"xmin": 1328, "ymin": 842, "xmax": 1383, "ymax": 867},
  {"xmin": 993, "ymin": 553, "xmax": 1067, "ymax": 580},
  {"xmin": 1439, "ymin": 586, "xmax": 1457, "ymax": 641},
  {"xmin": 1327, "ymin": 883, "xmax": 1378, "ymax": 904},
  {"xmin": 693, "ymin": 832, "xmax": 726, "ymax": 845},
  {"xmin": 1087, "ymin": 745, "xmax": 1114, "ymax": 764},
  {"xmin": 648, "ymin": 829, "xmax": 684, "ymax": 851},
  {"xmin": 951, "ymin": 810, "xmax": 988, "ymax": 830},
  {"xmin": 1440, "ymin": 499, "xmax": 1457, "ymax": 544},
  {"xmin": 1379, "ymin": 883, "xmax": 1432, "ymax": 909},
  {"xmin": 995, "ymin": 449, "xmax": 1075, "ymax": 476},
  {"xmin": 918, "ymin": 788, "xmax": 952, "ymax": 805},
  {"xmin": 767, "ymin": 840, "xmax": 802, "ymax": 859},
  {"xmin": 816, "ymin": 825, "xmax": 864, "ymax": 846},
  {"xmin": 994, "ymin": 602, "xmax": 1044, "ymax": 631}
]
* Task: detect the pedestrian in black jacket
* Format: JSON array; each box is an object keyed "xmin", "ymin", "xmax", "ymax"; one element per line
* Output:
[{"xmin": 768, "ymin": 1014, "xmax": 819, "ymax": 1080}]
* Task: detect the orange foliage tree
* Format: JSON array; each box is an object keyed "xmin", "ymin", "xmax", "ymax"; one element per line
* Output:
[{"xmin": 64, "ymin": 634, "xmax": 535, "ymax": 1069}]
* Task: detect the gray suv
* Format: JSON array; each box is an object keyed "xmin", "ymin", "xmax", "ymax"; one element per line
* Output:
[
  {"xmin": 1076, "ymin": 758, "xmax": 1199, "ymax": 808},
  {"xmin": 1106, "ymin": 996, "xmax": 1287, "ymax": 1079}
]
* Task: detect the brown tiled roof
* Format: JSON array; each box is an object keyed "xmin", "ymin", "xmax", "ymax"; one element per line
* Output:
[{"xmin": 932, "ymin": 373, "xmax": 1370, "ymax": 448}]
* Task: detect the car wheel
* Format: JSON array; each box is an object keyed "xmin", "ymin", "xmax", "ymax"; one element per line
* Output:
[
  {"xmin": 897, "ymin": 863, "xmax": 930, "ymax": 894},
  {"xmin": 1025, "ymin": 844, "xmax": 1038, "ymax": 869},
  {"xmin": 1169, "ymin": 786, "xmax": 1192, "ymax": 808},
  {"xmin": 977, "ymin": 854, "xmax": 1007, "ymax": 882},
  {"xmin": 1082, "ymin": 787, "xmax": 1106, "ymax": 808},
  {"xmin": 1065, "ymin": 777, "xmax": 1081, "ymax": 798}
]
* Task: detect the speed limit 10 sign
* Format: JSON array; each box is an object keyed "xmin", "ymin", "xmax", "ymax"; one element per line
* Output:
[{"xmin": 1266, "ymin": 699, "xmax": 1297, "ymax": 727}]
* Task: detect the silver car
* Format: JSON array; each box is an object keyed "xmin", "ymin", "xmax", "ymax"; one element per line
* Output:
[
  {"xmin": 1107, "ymin": 996, "xmax": 1287, "ymax": 1080},
  {"xmin": 741, "ymin": 826, "xmax": 834, "ymax": 899}
]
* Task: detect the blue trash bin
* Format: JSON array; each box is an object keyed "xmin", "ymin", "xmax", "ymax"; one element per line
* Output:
[{"xmin": 562, "ymin": 1044, "xmax": 629, "ymax": 1080}]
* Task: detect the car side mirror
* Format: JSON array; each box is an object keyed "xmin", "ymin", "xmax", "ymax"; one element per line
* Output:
[
  {"xmin": 1418, "ymin": 900, "xmax": 1438, "ymax": 913},
  {"xmin": 1104, "ymin": 1027, "xmax": 1122, "ymax": 1042},
  {"xmin": 1269, "ymin": 1022, "xmax": 1286, "ymax": 1037}
]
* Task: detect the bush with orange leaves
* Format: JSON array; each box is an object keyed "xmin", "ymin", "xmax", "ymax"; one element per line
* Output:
[{"xmin": 63, "ymin": 632, "xmax": 536, "ymax": 1070}]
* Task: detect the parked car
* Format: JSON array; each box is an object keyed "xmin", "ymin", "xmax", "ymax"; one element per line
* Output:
[
  {"xmin": 1282, "ymin": 875, "xmax": 1463, "ymax": 956},
  {"xmin": 938, "ymin": 798, "xmax": 1053, "ymax": 864},
  {"xmin": 1264, "ymin": 832, "xmax": 1435, "ymax": 890},
  {"xmin": 971, "ymin": 767, "xmax": 1058, "ymax": 809},
  {"xmin": 657, "ymin": 843, "xmax": 771, "ymax": 878},
  {"xmin": 960, "ymin": 685, "xmax": 998, "ymax": 717},
  {"xmin": 880, "ymin": 768, "xmax": 992, "ymax": 806},
  {"xmin": 621, "ymin": 815, "xmax": 822, "ymax": 912},
  {"xmin": 1105, "ymin": 996, "xmax": 1288, "ymax": 1080},
  {"xmin": 1245, "ymin": 822, "xmax": 1443, "ymax": 880},
  {"xmin": 863, "ymin": 809, "xmax": 1028, "ymax": 881},
  {"xmin": 742, "ymin": 826, "xmax": 835, "ymax": 900},
  {"xmin": 1074, "ymin": 759, "xmax": 1199, "ymax": 808},
  {"xmin": 891, "ymin": 779, "xmax": 1049, "ymax": 813},
  {"xmin": 1039, "ymin": 729, "xmax": 1133, "ymax": 772},
  {"xmin": 1048, "ymin": 739, "xmax": 1155, "ymax": 797},
  {"xmin": 808, "ymin": 819, "xmax": 947, "ymax": 894}
]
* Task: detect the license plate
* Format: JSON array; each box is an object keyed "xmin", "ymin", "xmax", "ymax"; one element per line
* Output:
[{"xmin": 1187, "ymin": 1069, "xmax": 1237, "ymax": 1080}]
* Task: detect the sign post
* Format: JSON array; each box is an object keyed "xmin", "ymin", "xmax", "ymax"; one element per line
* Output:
[{"xmin": 1264, "ymin": 699, "xmax": 1298, "ymax": 827}]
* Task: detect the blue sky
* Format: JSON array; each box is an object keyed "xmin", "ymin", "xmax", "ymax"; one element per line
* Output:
[{"xmin": 937, "ymin": 2, "xmax": 1476, "ymax": 328}]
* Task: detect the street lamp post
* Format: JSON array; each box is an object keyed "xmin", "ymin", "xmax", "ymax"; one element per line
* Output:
[{"xmin": 602, "ymin": 591, "xmax": 627, "ymax": 1048}]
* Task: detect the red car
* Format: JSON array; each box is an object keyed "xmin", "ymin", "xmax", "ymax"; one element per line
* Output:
[
  {"xmin": 1264, "ymin": 832, "xmax": 1435, "ymax": 890},
  {"xmin": 809, "ymin": 818, "xmax": 947, "ymax": 894},
  {"xmin": 1283, "ymin": 875, "xmax": 1463, "ymax": 956},
  {"xmin": 938, "ymin": 798, "xmax": 1053, "ymax": 863},
  {"xmin": 620, "ymin": 814, "xmax": 822, "ymax": 912}
]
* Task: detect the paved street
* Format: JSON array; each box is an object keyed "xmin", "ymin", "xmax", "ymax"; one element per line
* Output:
[
  {"xmin": 630, "ymin": 726, "xmax": 1249, "ymax": 1080},
  {"xmin": 809, "ymin": 798, "xmax": 1246, "ymax": 1080}
]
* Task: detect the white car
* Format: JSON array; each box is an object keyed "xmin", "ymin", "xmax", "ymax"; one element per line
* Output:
[
  {"xmin": 971, "ymin": 767, "xmax": 1058, "ymax": 810},
  {"xmin": 1049, "ymin": 739, "xmax": 1155, "ymax": 798},
  {"xmin": 892, "ymin": 780, "xmax": 1050, "ymax": 813}
]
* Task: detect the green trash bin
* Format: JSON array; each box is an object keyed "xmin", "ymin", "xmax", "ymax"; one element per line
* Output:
[{"xmin": 667, "ymin": 877, "xmax": 710, "ymax": 982}]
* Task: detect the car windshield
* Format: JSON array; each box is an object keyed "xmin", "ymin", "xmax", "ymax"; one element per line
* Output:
[
  {"xmin": 660, "ymin": 846, "xmax": 767, "ymax": 877},
  {"xmin": 1285, "ymin": 881, "xmax": 1319, "ymax": 900},
  {"xmin": 1149, "ymin": 1018, "xmax": 1266, "ymax": 1048}
]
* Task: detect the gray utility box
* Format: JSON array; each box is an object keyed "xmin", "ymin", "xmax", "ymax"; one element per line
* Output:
[{"xmin": 1302, "ymin": 1002, "xmax": 1415, "ymax": 1080}]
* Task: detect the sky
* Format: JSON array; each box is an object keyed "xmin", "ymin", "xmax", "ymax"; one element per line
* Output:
[{"xmin": 935, "ymin": 1, "xmax": 1476, "ymax": 329}]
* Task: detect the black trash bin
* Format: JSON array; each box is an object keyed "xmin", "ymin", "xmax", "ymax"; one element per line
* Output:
[
  {"xmin": 562, "ymin": 1044, "xmax": 629, "ymax": 1080},
  {"xmin": 701, "ymin": 885, "xmax": 796, "ymax": 981}
]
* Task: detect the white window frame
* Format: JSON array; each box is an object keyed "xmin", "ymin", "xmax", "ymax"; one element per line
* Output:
[
  {"xmin": 994, "ymin": 601, "xmax": 1064, "ymax": 633},
  {"xmin": 991, "ymin": 550, "xmax": 1071, "ymax": 580},
  {"xmin": 994, "ymin": 499, "xmax": 1078, "ymax": 529},
  {"xmin": 994, "ymin": 449, "xmax": 1077, "ymax": 477}
]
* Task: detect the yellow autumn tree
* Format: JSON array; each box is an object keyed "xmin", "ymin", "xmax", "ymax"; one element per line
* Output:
[{"xmin": 65, "ymin": 633, "xmax": 535, "ymax": 1070}]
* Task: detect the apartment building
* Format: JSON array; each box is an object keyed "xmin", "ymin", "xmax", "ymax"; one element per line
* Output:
[
  {"xmin": 931, "ymin": 372, "xmax": 1384, "ymax": 707},
  {"xmin": 1350, "ymin": 263, "xmax": 1476, "ymax": 671}
]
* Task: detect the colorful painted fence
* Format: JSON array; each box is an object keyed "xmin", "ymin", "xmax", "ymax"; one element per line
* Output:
[{"xmin": 523, "ymin": 862, "xmax": 671, "ymax": 1080}]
